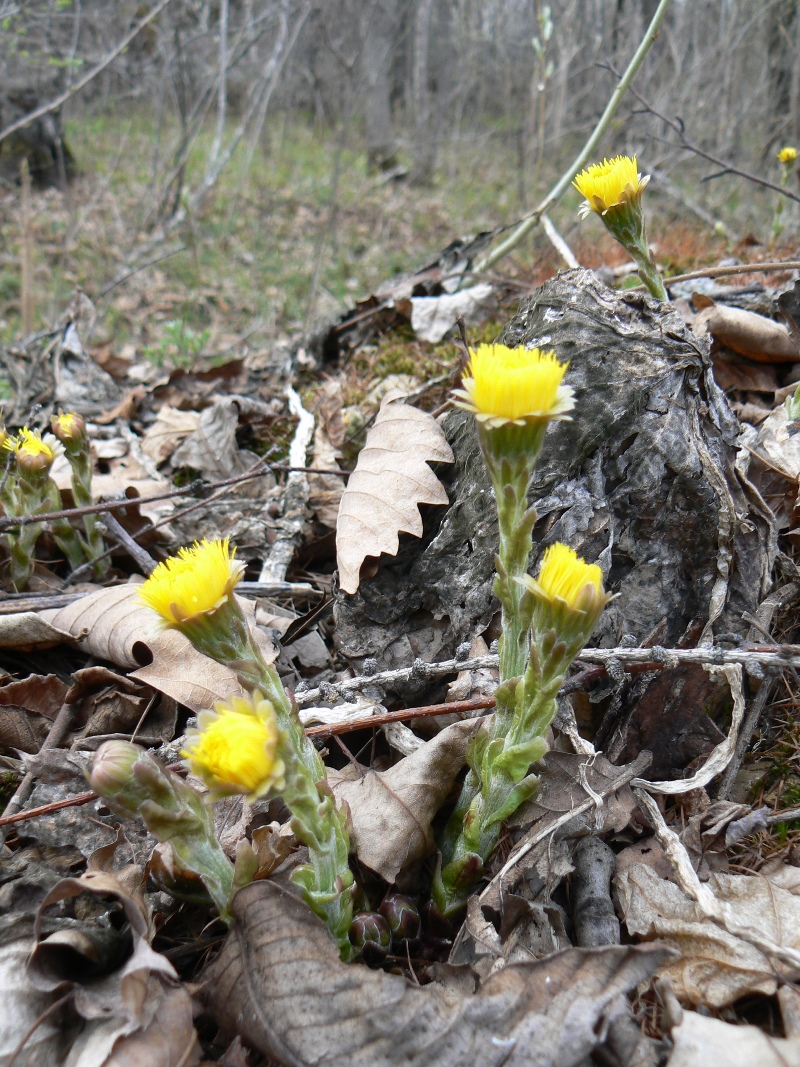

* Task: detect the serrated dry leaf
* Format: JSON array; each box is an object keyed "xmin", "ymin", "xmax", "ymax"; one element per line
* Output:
[
  {"xmin": 0, "ymin": 674, "xmax": 68, "ymax": 753},
  {"xmin": 615, "ymin": 860, "xmax": 800, "ymax": 1006},
  {"xmin": 336, "ymin": 399, "xmax": 454, "ymax": 594},
  {"xmin": 39, "ymin": 585, "xmax": 276, "ymax": 713},
  {"xmin": 329, "ymin": 718, "xmax": 482, "ymax": 882},
  {"xmin": 202, "ymin": 880, "xmax": 671, "ymax": 1067}
]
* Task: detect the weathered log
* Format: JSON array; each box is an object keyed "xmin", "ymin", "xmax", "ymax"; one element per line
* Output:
[{"xmin": 334, "ymin": 269, "xmax": 776, "ymax": 692}]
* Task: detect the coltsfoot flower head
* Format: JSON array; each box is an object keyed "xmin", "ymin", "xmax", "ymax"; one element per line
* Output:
[
  {"xmin": 182, "ymin": 690, "xmax": 285, "ymax": 800},
  {"xmin": 51, "ymin": 411, "xmax": 88, "ymax": 451},
  {"xmin": 522, "ymin": 543, "xmax": 612, "ymax": 647},
  {"xmin": 452, "ymin": 344, "xmax": 574, "ymax": 428},
  {"xmin": 573, "ymin": 155, "xmax": 649, "ymax": 219},
  {"xmin": 4, "ymin": 427, "xmax": 62, "ymax": 477},
  {"xmin": 138, "ymin": 538, "xmax": 245, "ymax": 625},
  {"xmin": 778, "ymin": 146, "xmax": 798, "ymax": 165}
]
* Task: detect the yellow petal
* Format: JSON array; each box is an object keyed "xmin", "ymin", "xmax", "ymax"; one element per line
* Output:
[{"xmin": 138, "ymin": 538, "xmax": 245, "ymax": 624}]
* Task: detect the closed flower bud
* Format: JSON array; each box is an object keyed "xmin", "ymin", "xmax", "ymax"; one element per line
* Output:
[
  {"xmin": 51, "ymin": 411, "xmax": 87, "ymax": 452},
  {"xmin": 379, "ymin": 894, "xmax": 421, "ymax": 943},
  {"xmin": 349, "ymin": 911, "xmax": 392, "ymax": 962},
  {"xmin": 90, "ymin": 740, "xmax": 154, "ymax": 818}
]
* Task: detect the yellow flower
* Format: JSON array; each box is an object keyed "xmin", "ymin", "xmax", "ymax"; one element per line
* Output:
[
  {"xmin": 182, "ymin": 691, "xmax": 285, "ymax": 800},
  {"xmin": 778, "ymin": 146, "xmax": 798, "ymax": 165},
  {"xmin": 4, "ymin": 427, "xmax": 62, "ymax": 475},
  {"xmin": 573, "ymin": 155, "xmax": 649, "ymax": 219},
  {"xmin": 532, "ymin": 543, "xmax": 604, "ymax": 610},
  {"xmin": 138, "ymin": 538, "xmax": 245, "ymax": 624},
  {"xmin": 51, "ymin": 411, "xmax": 87, "ymax": 448},
  {"xmin": 452, "ymin": 344, "xmax": 574, "ymax": 427}
]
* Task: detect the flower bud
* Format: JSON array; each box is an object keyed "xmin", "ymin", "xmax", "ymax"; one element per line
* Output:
[
  {"xmin": 89, "ymin": 740, "xmax": 153, "ymax": 818},
  {"xmin": 379, "ymin": 894, "xmax": 421, "ymax": 943},
  {"xmin": 51, "ymin": 411, "xmax": 88, "ymax": 452},
  {"xmin": 349, "ymin": 912, "xmax": 391, "ymax": 963}
]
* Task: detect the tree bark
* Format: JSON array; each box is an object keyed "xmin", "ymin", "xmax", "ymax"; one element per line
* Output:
[{"xmin": 363, "ymin": 0, "xmax": 397, "ymax": 173}]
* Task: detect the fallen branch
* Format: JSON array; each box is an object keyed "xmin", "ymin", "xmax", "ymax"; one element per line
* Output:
[{"xmin": 294, "ymin": 643, "xmax": 800, "ymax": 708}]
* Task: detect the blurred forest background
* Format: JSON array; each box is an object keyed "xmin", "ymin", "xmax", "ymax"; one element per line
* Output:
[{"xmin": 1, "ymin": 0, "xmax": 799, "ymax": 365}]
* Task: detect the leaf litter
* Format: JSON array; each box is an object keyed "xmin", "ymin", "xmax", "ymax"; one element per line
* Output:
[{"xmin": 1, "ymin": 253, "xmax": 800, "ymax": 1066}]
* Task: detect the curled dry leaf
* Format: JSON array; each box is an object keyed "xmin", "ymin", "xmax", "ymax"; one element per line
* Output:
[
  {"xmin": 667, "ymin": 1010, "xmax": 800, "ymax": 1067},
  {"xmin": 25, "ymin": 854, "xmax": 200, "ymax": 1067},
  {"xmin": 329, "ymin": 718, "xmax": 482, "ymax": 882},
  {"xmin": 694, "ymin": 303, "xmax": 800, "ymax": 362},
  {"xmin": 0, "ymin": 611, "xmax": 74, "ymax": 651},
  {"xmin": 39, "ymin": 585, "xmax": 276, "ymax": 713},
  {"xmin": 202, "ymin": 880, "xmax": 672, "ymax": 1067},
  {"xmin": 615, "ymin": 860, "xmax": 800, "ymax": 1007},
  {"xmin": 336, "ymin": 399, "xmax": 454, "ymax": 594}
]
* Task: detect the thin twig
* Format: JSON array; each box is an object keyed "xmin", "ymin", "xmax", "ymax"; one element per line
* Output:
[
  {"xmin": 305, "ymin": 696, "xmax": 495, "ymax": 738},
  {"xmin": 473, "ymin": 0, "xmax": 674, "ymax": 274},
  {"xmin": 661, "ymin": 261, "xmax": 800, "ymax": 287},
  {"xmin": 0, "ymin": 702, "xmax": 76, "ymax": 842},
  {"xmin": 624, "ymin": 77, "xmax": 800, "ymax": 206},
  {"xmin": 100, "ymin": 511, "xmax": 158, "ymax": 574},
  {"xmin": 293, "ymin": 644, "xmax": 800, "ymax": 709}
]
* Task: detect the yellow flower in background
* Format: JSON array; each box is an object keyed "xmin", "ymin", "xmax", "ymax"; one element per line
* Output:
[
  {"xmin": 138, "ymin": 538, "xmax": 245, "ymax": 624},
  {"xmin": 452, "ymin": 344, "xmax": 574, "ymax": 427},
  {"xmin": 4, "ymin": 427, "xmax": 62, "ymax": 475},
  {"xmin": 533, "ymin": 543, "xmax": 604, "ymax": 609},
  {"xmin": 182, "ymin": 691, "xmax": 285, "ymax": 800},
  {"xmin": 778, "ymin": 146, "xmax": 798, "ymax": 165},
  {"xmin": 573, "ymin": 155, "xmax": 649, "ymax": 218}
]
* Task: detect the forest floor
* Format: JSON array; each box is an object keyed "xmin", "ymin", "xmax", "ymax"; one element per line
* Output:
[{"xmin": 2, "ymin": 113, "xmax": 800, "ymax": 1066}]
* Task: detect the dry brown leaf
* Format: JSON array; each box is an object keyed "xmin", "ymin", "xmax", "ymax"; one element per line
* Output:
[
  {"xmin": 0, "ymin": 939, "xmax": 69, "ymax": 1067},
  {"xmin": 25, "ymin": 852, "xmax": 200, "ymax": 1067},
  {"xmin": 694, "ymin": 303, "xmax": 800, "ymax": 362},
  {"xmin": 0, "ymin": 611, "xmax": 75, "ymax": 650},
  {"xmin": 170, "ymin": 396, "xmax": 261, "ymax": 484},
  {"xmin": 0, "ymin": 674, "xmax": 68, "ymax": 753},
  {"xmin": 329, "ymin": 718, "xmax": 482, "ymax": 882},
  {"xmin": 308, "ymin": 411, "xmax": 345, "ymax": 529},
  {"xmin": 202, "ymin": 880, "xmax": 671, "ymax": 1067},
  {"xmin": 39, "ymin": 585, "xmax": 276, "ymax": 713},
  {"xmin": 140, "ymin": 405, "xmax": 200, "ymax": 466},
  {"xmin": 615, "ymin": 860, "xmax": 800, "ymax": 1006},
  {"xmin": 667, "ymin": 1011, "xmax": 800, "ymax": 1067},
  {"xmin": 335, "ymin": 399, "xmax": 454, "ymax": 594}
]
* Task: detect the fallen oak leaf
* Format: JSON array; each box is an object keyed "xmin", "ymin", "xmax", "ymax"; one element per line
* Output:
[
  {"xmin": 39, "ymin": 585, "xmax": 276, "ymax": 714},
  {"xmin": 201, "ymin": 879, "xmax": 672, "ymax": 1067},
  {"xmin": 336, "ymin": 398, "xmax": 454, "ymax": 594}
]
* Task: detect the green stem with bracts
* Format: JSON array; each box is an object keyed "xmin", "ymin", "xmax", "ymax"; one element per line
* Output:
[
  {"xmin": 90, "ymin": 742, "xmax": 242, "ymax": 921},
  {"xmin": 179, "ymin": 597, "xmax": 356, "ymax": 959},
  {"xmin": 600, "ymin": 196, "xmax": 667, "ymax": 302},
  {"xmin": 66, "ymin": 446, "xmax": 107, "ymax": 575},
  {"xmin": 435, "ymin": 419, "xmax": 548, "ymax": 914}
]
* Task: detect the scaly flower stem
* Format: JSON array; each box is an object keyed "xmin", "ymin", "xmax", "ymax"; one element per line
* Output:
[
  {"xmin": 67, "ymin": 449, "xmax": 106, "ymax": 573},
  {"xmin": 182, "ymin": 597, "xmax": 355, "ymax": 958},
  {"xmin": 436, "ymin": 422, "xmax": 547, "ymax": 898}
]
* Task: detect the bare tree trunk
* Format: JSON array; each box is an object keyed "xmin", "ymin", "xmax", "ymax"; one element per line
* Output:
[
  {"xmin": 363, "ymin": 0, "xmax": 397, "ymax": 172},
  {"xmin": 410, "ymin": 0, "xmax": 435, "ymax": 186}
]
